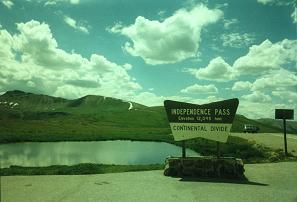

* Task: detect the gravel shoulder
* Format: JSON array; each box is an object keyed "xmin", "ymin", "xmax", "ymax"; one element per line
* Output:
[{"xmin": 2, "ymin": 162, "xmax": 297, "ymax": 202}]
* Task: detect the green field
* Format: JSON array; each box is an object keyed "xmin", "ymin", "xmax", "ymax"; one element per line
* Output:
[
  {"xmin": 1, "ymin": 90, "xmax": 296, "ymax": 144},
  {"xmin": 231, "ymin": 133, "xmax": 297, "ymax": 155}
]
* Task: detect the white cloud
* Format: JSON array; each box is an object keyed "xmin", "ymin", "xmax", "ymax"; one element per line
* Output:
[
  {"xmin": 130, "ymin": 91, "xmax": 224, "ymax": 107},
  {"xmin": 272, "ymin": 91, "xmax": 297, "ymax": 103},
  {"xmin": 292, "ymin": 7, "xmax": 297, "ymax": 23},
  {"xmin": 187, "ymin": 57, "xmax": 236, "ymax": 82},
  {"xmin": 257, "ymin": 0, "xmax": 293, "ymax": 5},
  {"xmin": 220, "ymin": 33, "xmax": 255, "ymax": 48},
  {"xmin": 64, "ymin": 15, "xmax": 89, "ymax": 34},
  {"xmin": 45, "ymin": 0, "xmax": 79, "ymax": 6},
  {"xmin": 0, "ymin": 20, "xmax": 141, "ymax": 100},
  {"xmin": 130, "ymin": 92, "xmax": 192, "ymax": 107},
  {"xmin": 242, "ymin": 91, "xmax": 272, "ymax": 103},
  {"xmin": 215, "ymin": 3, "xmax": 228, "ymax": 9},
  {"xmin": 110, "ymin": 4, "xmax": 222, "ymax": 65},
  {"xmin": 123, "ymin": 63, "xmax": 132, "ymax": 70},
  {"xmin": 0, "ymin": 29, "xmax": 14, "ymax": 60},
  {"xmin": 186, "ymin": 38, "xmax": 297, "ymax": 96},
  {"xmin": 232, "ymin": 81, "xmax": 252, "ymax": 91},
  {"xmin": 70, "ymin": 0, "xmax": 79, "ymax": 4},
  {"xmin": 257, "ymin": 0, "xmax": 274, "ymax": 4},
  {"xmin": 251, "ymin": 69, "xmax": 297, "ymax": 91},
  {"xmin": 233, "ymin": 39, "xmax": 297, "ymax": 75},
  {"xmin": 2, "ymin": 0, "xmax": 14, "ymax": 9},
  {"xmin": 223, "ymin": 18, "xmax": 238, "ymax": 29},
  {"xmin": 181, "ymin": 84, "xmax": 218, "ymax": 94},
  {"xmin": 236, "ymin": 100, "xmax": 295, "ymax": 119}
]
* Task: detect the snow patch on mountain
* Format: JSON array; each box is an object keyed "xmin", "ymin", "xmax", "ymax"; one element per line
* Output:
[{"xmin": 128, "ymin": 102, "xmax": 133, "ymax": 110}]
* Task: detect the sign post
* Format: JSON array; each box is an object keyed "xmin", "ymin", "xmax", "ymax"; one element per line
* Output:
[
  {"xmin": 275, "ymin": 109, "xmax": 294, "ymax": 156},
  {"xmin": 182, "ymin": 140, "xmax": 186, "ymax": 158},
  {"xmin": 164, "ymin": 98, "xmax": 239, "ymax": 157},
  {"xmin": 216, "ymin": 142, "xmax": 220, "ymax": 158}
]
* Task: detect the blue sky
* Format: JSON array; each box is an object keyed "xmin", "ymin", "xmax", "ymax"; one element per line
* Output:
[{"xmin": 0, "ymin": 0, "xmax": 296, "ymax": 119}]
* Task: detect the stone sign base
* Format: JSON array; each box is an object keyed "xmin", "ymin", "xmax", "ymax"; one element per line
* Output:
[{"xmin": 164, "ymin": 156, "xmax": 245, "ymax": 179}]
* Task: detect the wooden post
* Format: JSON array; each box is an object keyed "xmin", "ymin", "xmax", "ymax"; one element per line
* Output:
[
  {"xmin": 283, "ymin": 118, "xmax": 288, "ymax": 156},
  {"xmin": 216, "ymin": 141, "xmax": 220, "ymax": 158},
  {"xmin": 182, "ymin": 140, "xmax": 186, "ymax": 158}
]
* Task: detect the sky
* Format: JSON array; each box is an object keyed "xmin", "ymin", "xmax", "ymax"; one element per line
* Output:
[{"xmin": 0, "ymin": 0, "xmax": 296, "ymax": 119}]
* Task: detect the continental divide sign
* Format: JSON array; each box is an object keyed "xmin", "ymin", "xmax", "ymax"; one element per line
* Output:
[{"xmin": 164, "ymin": 98, "xmax": 239, "ymax": 143}]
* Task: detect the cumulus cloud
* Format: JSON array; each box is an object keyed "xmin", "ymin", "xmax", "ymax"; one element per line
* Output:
[
  {"xmin": 123, "ymin": 63, "xmax": 132, "ymax": 70},
  {"xmin": 64, "ymin": 15, "xmax": 89, "ymax": 34},
  {"xmin": 70, "ymin": 0, "xmax": 79, "ymax": 4},
  {"xmin": 237, "ymin": 100, "xmax": 295, "ymax": 119},
  {"xmin": 2, "ymin": 0, "xmax": 13, "ymax": 9},
  {"xmin": 187, "ymin": 57, "xmax": 236, "ymax": 82},
  {"xmin": 181, "ymin": 84, "xmax": 218, "ymax": 94},
  {"xmin": 0, "ymin": 20, "xmax": 141, "ymax": 100},
  {"xmin": 130, "ymin": 91, "xmax": 223, "ymax": 107},
  {"xmin": 186, "ymin": 38, "xmax": 297, "ymax": 92},
  {"xmin": 232, "ymin": 81, "xmax": 252, "ymax": 91},
  {"xmin": 220, "ymin": 33, "xmax": 255, "ymax": 48},
  {"xmin": 251, "ymin": 69, "xmax": 297, "ymax": 92},
  {"xmin": 272, "ymin": 91, "xmax": 297, "ymax": 103},
  {"xmin": 45, "ymin": 0, "xmax": 79, "ymax": 6},
  {"xmin": 242, "ymin": 91, "xmax": 272, "ymax": 103},
  {"xmin": 129, "ymin": 92, "xmax": 190, "ymax": 107},
  {"xmin": 233, "ymin": 39, "xmax": 297, "ymax": 75},
  {"xmin": 109, "ymin": 4, "xmax": 223, "ymax": 65}
]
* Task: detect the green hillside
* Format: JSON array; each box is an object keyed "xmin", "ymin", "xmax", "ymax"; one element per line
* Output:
[
  {"xmin": 0, "ymin": 90, "xmax": 171, "ymax": 143},
  {"xmin": 257, "ymin": 118, "xmax": 297, "ymax": 134},
  {"xmin": 0, "ymin": 90, "xmax": 295, "ymax": 143}
]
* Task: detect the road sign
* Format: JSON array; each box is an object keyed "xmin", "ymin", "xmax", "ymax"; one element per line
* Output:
[
  {"xmin": 275, "ymin": 109, "xmax": 294, "ymax": 156},
  {"xmin": 164, "ymin": 98, "xmax": 239, "ymax": 143},
  {"xmin": 275, "ymin": 109, "xmax": 294, "ymax": 120}
]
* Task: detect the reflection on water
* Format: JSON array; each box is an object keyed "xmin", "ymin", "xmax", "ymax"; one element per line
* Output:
[{"xmin": 0, "ymin": 141, "xmax": 199, "ymax": 168}]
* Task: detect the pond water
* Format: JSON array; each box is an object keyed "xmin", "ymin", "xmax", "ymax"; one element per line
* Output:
[{"xmin": 0, "ymin": 141, "xmax": 199, "ymax": 168}]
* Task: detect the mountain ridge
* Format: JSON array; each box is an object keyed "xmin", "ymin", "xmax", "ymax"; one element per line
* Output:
[{"xmin": 0, "ymin": 90, "xmax": 296, "ymax": 143}]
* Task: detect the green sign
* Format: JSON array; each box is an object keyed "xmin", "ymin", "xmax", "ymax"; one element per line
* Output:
[
  {"xmin": 164, "ymin": 98, "xmax": 239, "ymax": 143},
  {"xmin": 275, "ymin": 109, "xmax": 294, "ymax": 120}
]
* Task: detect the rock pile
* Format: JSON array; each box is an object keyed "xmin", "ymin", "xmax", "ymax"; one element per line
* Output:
[{"xmin": 164, "ymin": 156, "xmax": 245, "ymax": 179}]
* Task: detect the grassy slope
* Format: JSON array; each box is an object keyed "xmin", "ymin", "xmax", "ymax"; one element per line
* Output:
[
  {"xmin": 257, "ymin": 118, "xmax": 297, "ymax": 133},
  {"xmin": 0, "ymin": 90, "xmax": 296, "ymax": 144},
  {"xmin": 0, "ymin": 90, "xmax": 171, "ymax": 143}
]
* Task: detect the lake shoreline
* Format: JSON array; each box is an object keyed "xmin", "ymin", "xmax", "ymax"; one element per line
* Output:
[
  {"xmin": 0, "ymin": 163, "xmax": 164, "ymax": 176},
  {"xmin": 2, "ymin": 135, "xmax": 297, "ymax": 165},
  {"xmin": 2, "ymin": 158, "xmax": 297, "ymax": 176}
]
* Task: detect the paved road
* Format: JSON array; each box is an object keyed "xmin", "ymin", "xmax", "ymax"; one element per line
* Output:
[{"xmin": 2, "ymin": 162, "xmax": 297, "ymax": 202}]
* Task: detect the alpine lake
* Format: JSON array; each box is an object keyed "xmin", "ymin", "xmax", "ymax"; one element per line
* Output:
[{"xmin": 0, "ymin": 141, "xmax": 199, "ymax": 168}]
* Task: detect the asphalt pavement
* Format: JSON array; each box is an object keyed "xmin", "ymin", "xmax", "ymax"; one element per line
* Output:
[{"xmin": 1, "ymin": 162, "xmax": 297, "ymax": 202}]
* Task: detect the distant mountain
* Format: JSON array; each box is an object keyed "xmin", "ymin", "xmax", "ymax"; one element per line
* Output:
[
  {"xmin": 0, "ymin": 90, "xmax": 295, "ymax": 143},
  {"xmin": 0, "ymin": 90, "xmax": 170, "ymax": 142}
]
